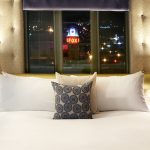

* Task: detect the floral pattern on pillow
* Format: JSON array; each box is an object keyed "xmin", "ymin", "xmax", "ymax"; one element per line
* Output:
[{"xmin": 51, "ymin": 81, "xmax": 93, "ymax": 119}]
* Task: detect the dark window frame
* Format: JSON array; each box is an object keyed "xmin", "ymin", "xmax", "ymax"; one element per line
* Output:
[{"xmin": 24, "ymin": 11, "xmax": 129, "ymax": 74}]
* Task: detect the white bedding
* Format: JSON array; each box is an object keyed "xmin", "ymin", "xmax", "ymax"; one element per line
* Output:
[{"xmin": 0, "ymin": 111, "xmax": 150, "ymax": 150}]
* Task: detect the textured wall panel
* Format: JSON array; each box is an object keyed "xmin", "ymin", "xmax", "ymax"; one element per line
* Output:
[
  {"xmin": 0, "ymin": 0, "xmax": 24, "ymax": 73},
  {"xmin": 130, "ymin": 0, "xmax": 150, "ymax": 73}
]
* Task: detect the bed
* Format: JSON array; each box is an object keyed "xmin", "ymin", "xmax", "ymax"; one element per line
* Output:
[
  {"xmin": 1, "ymin": 72, "xmax": 150, "ymax": 150},
  {"xmin": 0, "ymin": 111, "xmax": 150, "ymax": 150}
]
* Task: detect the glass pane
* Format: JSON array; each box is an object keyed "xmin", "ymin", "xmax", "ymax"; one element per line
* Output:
[
  {"xmin": 27, "ymin": 12, "xmax": 54, "ymax": 73},
  {"xmin": 99, "ymin": 12, "xmax": 127, "ymax": 73},
  {"xmin": 62, "ymin": 11, "xmax": 91, "ymax": 73}
]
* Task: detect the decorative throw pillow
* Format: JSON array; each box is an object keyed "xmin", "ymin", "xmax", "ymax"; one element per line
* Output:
[
  {"xmin": 55, "ymin": 72, "xmax": 97, "ymax": 113},
  {"xmin": 51, "ymin": 81, "xmax": 93, "ymax": 119}
]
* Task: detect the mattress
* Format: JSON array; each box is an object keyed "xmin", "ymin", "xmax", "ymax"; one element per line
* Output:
[{"xmin": 0, "ymin": 111, "xmax": 150, "ymax": 150}]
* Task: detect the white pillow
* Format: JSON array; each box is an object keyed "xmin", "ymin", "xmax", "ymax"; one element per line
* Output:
[
  {"xmin": 96, "ymin": 72, "xmax": 148, "ymax": 111},
  {"xmin": 56, "ymin": 72, "xmax": 97, "ymax": 113},
  {"xmin": 0, "ymin": 74, "xmax": 56, "ymax": 111}
]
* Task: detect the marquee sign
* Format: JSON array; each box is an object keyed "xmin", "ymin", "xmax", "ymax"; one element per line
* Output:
[
  {"xmin": 66, "ymin": 27, "xmax": 80, "ymax": 44},
  {"xmin": 66, "ymin": 37, "xmax": 80, "ymax": 44}
]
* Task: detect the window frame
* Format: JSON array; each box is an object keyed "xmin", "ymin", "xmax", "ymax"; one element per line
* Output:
[{"xmin": 24, "ymin": 11, "xmax": 129, "ymax": 74}]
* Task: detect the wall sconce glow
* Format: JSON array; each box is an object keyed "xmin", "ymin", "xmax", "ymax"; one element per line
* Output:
[
  {"xmin": 66, "ymin": 27, "xmax": 80, "ymax": 44},
  {"xmin": 0, "ymin": 36, "xmax": 3, "ymax": 43}
]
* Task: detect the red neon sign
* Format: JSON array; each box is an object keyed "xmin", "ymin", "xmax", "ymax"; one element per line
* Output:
[{"xmin": 66, "ymin": 37, "xmax": 80, "ymax": 44}]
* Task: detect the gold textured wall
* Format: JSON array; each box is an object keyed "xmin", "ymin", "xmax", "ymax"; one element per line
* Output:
[
  {"xmin": 130, "ymin": 0, "xmax": 150, "ymax": 73},
  {"xmin": 0, "ymin": 0, "xmax": 24, "ymax": 73},
  {"xmin": 0, "ymin": 0, "xmax": 150, "ymax": 73}
]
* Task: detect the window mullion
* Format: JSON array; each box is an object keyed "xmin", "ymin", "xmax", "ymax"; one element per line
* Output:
[
  {"xmin": 24, "ymin": 12, "xmax": 29, "ymax": 73},
  {"xmin": 90, "ymin": 11, "xmax": 100, "ymax": 73},
  {"xmin": 125, "ymin": 12, "xmax": 130, "ymax": 73},
  {"xmin": 54, "ymin": 11, "xmax": 63, "ymax": 73}
]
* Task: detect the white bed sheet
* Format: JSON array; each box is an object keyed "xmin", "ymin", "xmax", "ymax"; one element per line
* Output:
[{"xmin": 0, "ymin": 111, "xmax": 150, "ymax": 150}]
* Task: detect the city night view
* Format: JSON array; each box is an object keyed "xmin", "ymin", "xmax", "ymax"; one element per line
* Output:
[
  {"xmin": 27, "ymin": 11, "xmax": 127, "ymax": 73},
  {"xmin": 99, "ymin": 12, "xmax": 126, "ymax": 73}
]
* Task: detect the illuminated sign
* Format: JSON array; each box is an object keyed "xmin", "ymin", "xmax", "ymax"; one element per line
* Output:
[
  {"xmin": 66, "ymin": 37, "xmax": 80, "ymax": 44},
  {"xmin": 66, "ymin": 27, "xmax": 80, "ymax": 44}
]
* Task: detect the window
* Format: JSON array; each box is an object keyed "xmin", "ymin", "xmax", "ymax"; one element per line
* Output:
[
  {"xmin": 62, "ymin": 11, "xmax": 91, "ymax": 73},
  {"xmin": 99, "ymin": 12, "xmax": 127, "ymax": 73},
  {"xmin": 26, "ymin": 12, "xmax": 54, "ymax": 73},
  {"xmin": 25, "ymin": 11, "xmax": 128, "ymax": 74}
]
